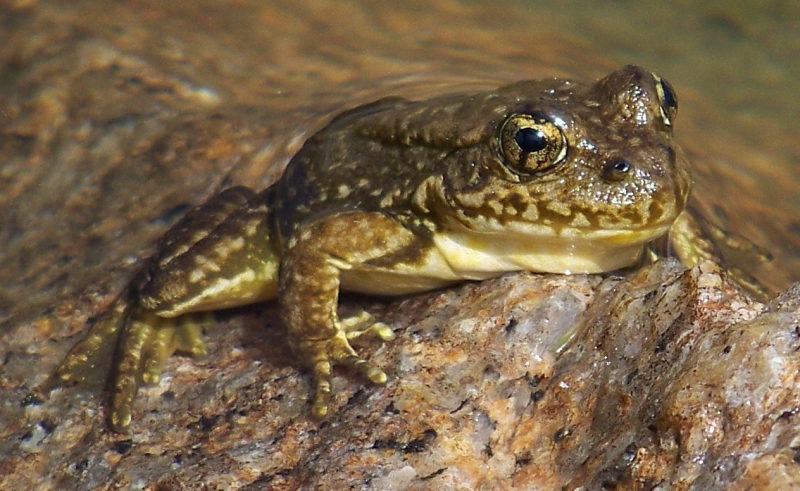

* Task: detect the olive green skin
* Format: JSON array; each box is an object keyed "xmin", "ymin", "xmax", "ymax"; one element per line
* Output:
[{"xmin": 58, "ymin": 65, "xmax": 691, "ymax": 431}]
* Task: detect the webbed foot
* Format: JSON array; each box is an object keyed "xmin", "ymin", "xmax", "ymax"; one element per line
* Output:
[
  {"xmin": 58, "ymin": 298, "xmax": 211, "ymax": 431},
  {"xmin": 109, "ymin": 310, "xmax": 210, "ymax": 431},
  {"xmin": 57, "ymin": 295, "xmax": 131, "ymax": 387}
]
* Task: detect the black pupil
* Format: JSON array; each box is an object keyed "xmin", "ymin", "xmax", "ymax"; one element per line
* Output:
[
  {"xmin": 614, "ymin": 160, "xmax": 631, "ymax": 173},
  {"xmin": 515, "ymin": 127, "xmax": 547, "ymax": 153},
  {"xmin": 660, "ymin": 79, "xmax": 677, "ymax": 109}
]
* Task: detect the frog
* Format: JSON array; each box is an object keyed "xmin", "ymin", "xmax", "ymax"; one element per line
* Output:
[{"xmin": 58, "ymin": 65, "xmax": 737, "ymax": 431}]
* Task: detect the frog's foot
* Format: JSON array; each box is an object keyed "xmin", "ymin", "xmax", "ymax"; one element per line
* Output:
[
  {"xmin": 110, "ymin": 310, "xmax": 210, "ymax": 431},
  {"xmin": 296, "ymin": 323, "xmax": 390, "ymax": 419}
]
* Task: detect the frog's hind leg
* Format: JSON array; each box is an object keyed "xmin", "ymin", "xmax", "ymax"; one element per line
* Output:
[
  {"xmin": 59, "ymin": 186, "xmax": 281, "ymax": 430},
  {"xmin": 149, "ymin": 186, "xmax": 256, "ymax": 270},
  {"xmin": 54, "ymin": 285, "xmax": 210, "ymax": 431},
  {"xmin": 109, "ymin": 309, "xmax": 212, "ymax": 430},
  {"xmin": 107, "ymin": 192, "xmax": 280, "ymax": 430},
  {"xmin": 58, "ymin": 185, "xmax": 256, "ymax": 381},
  {"xmin": 58, "ymin": 291, "xmax": 219, "ymax": 431},
  {"xmin": 138, "ymin": 191, "xmax": 280, "ymax": 316}
]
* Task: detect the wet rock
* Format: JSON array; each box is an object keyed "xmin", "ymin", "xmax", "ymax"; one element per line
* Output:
[{"xmin": 5, "ymin": 257, "xmax": 800, "ymax": 489}]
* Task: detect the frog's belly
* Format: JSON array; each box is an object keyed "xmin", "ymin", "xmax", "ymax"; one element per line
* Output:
[
  {"xmin": 340, "ymin": 269, "xmax": 464, "ymax": 296},
  {"xmin": 339, "ymin": 229, "xmax": 651, "ymax": 297}
]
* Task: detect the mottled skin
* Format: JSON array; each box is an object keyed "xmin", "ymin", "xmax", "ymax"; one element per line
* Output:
[{"xmin": 59, "ymin": 66, "xmax": 703, "ymax": 431}]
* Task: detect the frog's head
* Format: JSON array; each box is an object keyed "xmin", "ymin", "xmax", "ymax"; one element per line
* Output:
[{"xmin": 423, "ymin": 65, "xmax": 691, "ymax": 274}]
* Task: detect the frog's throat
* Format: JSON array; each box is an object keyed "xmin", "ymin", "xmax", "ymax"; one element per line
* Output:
[
  {"xmin": 430, "ymin": 224, "xmax": 669, "ymax": 276},
  {"xmin": 337, "ymin": 225, "xmax": 664, "ymax": 298}
]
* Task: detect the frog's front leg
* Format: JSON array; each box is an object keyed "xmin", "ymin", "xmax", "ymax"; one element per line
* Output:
[
  {"xmin": 668, "ymin": 209, "xmax": 772, "ymax": 300},
  {"xmin": 279, "ymin": 212, "xmax": 423, "ymax": 418}
]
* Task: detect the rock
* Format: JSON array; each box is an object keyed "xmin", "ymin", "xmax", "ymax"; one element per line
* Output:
[{"xmin": 4, "ymin": 257, "xmax": 800, "ymax": 489}]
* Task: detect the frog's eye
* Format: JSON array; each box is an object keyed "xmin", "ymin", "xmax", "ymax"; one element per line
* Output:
[
  {"xmin": 499, "ymin": 113, "xmax": 567, "ymax": 174},
  {"xmin": 653, "ymin": 75, "xmax": 678, "ymax": 127}
]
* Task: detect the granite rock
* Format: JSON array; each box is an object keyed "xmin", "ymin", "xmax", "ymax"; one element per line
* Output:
[{"xmin": 6, "ymin": 258, "xmax": 800, "ymax": 489}]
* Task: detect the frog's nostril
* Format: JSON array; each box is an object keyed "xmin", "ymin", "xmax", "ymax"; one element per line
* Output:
[{"xmin": 602, "ymin": 157, "xmax": 632, "ymax": 182}]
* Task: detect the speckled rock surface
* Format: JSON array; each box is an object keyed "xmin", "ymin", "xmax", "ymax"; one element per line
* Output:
[
  {"xmin": 3, "ymin": 1, "xmax": 800, "ymax": 490},
  {"xmin": 7, "ymin": 259, "xmax": 800, "ymax": 490}
]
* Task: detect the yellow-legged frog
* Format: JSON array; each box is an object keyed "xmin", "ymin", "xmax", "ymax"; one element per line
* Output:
[{"xmin": 59, "ymin": 65, "xmax": 741, "ymax": 431}]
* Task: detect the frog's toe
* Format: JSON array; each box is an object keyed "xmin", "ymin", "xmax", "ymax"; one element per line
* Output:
[
  {"xmin": 175, "ymin": 316, "xmax": 209, "ymax": 357},
  {"xmin": 141, "ymin": 314, "xmax": 210, "ymax": 385},
  {"xmin": 327, "ymin": 331, "xmax": 388, "ymax": 385},
  {"xmin": 346, "ymin": 321, "xmax": 395, "ymax": 342},
  {"xmin": 57, "ymin": 298, "xmax": 128, "ymax": 386},
  {"xmin": 302, "ymin": 330, "xmax": 388, "ymax": 419},
  {"xmin": 111, "ymin": 312, "xmax": 158, "ymax": 431},
  {"xmin": 309, "ymin": 359, "xmax": 388, "ymax": 419},
  {"xmin": 310, "ymin": 359, "xmax": 333, "ymax": 419},
  {"xmin": 111, "ymin": 312, "xmax": 210, "ymax": 430},
  {"xmin": 357, "ymin": 360, "xmax": 389, "ymax": 385},
  {"xmin": 141, "ymin": 325, "xmax": 177, "ymax": 385},
  {"xmin": 340, "ymin": 310, "xmax": 395, "ymax": 342}
]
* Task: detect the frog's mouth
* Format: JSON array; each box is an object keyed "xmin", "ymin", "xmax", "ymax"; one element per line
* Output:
[{"xmin": 430, "ymin": 224, "xmax": 669, "ymax": 277}]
